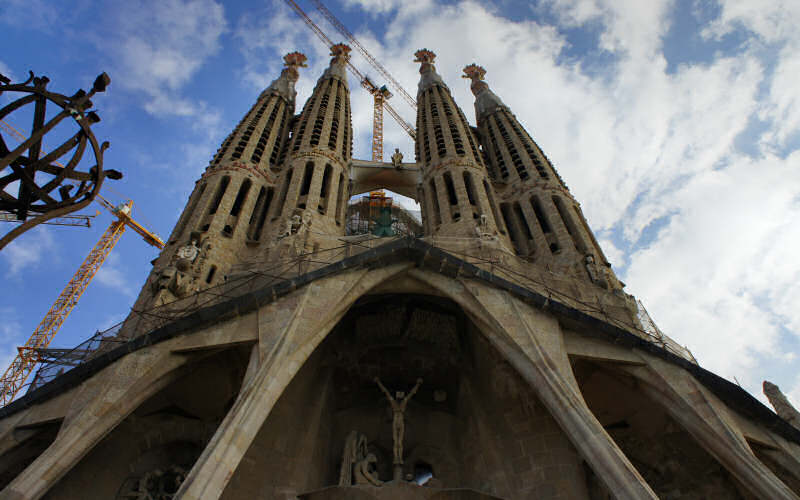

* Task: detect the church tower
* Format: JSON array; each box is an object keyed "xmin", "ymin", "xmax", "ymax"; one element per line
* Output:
[
  {"xmin": 414, "ymin": 50, "xmax": 510, "ymax": 249},
  {"xmin": 266, "ymin": 44, "xmax": 352, "ymax": 255},
  {"xmin": 463, "ymin": 64, "xmax": 621, "ymax": 290},
  {"xmin": 123, "ymin": 52, "xmax": 306, "ymax": 328},
  {"xmin": 2, "ymin": 47, "xmax": 799, "ymax": 500}
]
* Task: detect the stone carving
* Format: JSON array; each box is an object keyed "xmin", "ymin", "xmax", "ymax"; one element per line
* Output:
[
  {"xmin": 474, "ymin": 214, "xmax": 497, "ymax": 242},
  {"xmin": 354, "ymin": 453, "xmax": 383, "ymax": 486},
  {"xmin": 279, "ymin": 214, "xmax": 302, "ymax": 239},
  {"xmin": 116, "ymin": 465, "xmax": 187, "ymax": 499},
  {"xmin": 176, "ymin": 239, "xmax": 200, "ymax": 264},
  {"xmin": 149, "ymin": 237, "xmax": 210, "ymax": 299},
  {"xmin": 764, "ymin": 381, "xmax": 800, "ymax": 430},
  {"xmin": 339, "ymin": 430, "xmax": 369, "ymax": 486},
  {"xmin": 391, "ymin": 148, "xmax": 403, "ymax": 169},
  {"xmin": 584, "ymin": 254, "xmax": 609, "ymax": 289},
  {"xmin": 374, "ymin": 377, "xmax": 423, "ymax": 466}
]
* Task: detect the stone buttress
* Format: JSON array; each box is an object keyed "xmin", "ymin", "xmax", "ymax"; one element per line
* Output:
[
  {"xmin": 463, "ymin": 64, "xmax": 623, "ymax": 290},
  {"xmin": 413, "ymin": 50, "xmax": 511, "ymax": 251}
]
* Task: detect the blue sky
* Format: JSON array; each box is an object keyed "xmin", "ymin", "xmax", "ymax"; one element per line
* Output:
[{"xmin": 1, "ymin": 0, "xmax": 799, "ymax": 408}]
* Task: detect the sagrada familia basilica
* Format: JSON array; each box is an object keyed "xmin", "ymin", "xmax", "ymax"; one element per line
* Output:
[{"xmin": 0, "ymin": 44, "xmax": 799, "ymax": 499}]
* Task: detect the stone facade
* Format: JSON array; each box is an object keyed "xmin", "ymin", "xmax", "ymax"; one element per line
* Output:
[{"xmin": 1, "ymin": 47, "xmax": 799, "ymax": 500}]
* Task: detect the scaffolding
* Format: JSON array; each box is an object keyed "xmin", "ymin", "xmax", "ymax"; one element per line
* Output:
[{"xmin": 345, "ymin": 191, "xmax": 422, "ymax": 238}]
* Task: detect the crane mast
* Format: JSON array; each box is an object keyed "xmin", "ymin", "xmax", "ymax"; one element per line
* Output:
[{"xmin": 0, "ymin": 198, "xmax": 164, "ymax": 405}]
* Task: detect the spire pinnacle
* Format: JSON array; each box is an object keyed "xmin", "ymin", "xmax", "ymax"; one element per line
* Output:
[
  {"xmin": 320, "ymin": 43, "xmax": 350, "ymax": 83},
  {"xmin": 462, "ymin": 64, "xmax": 488, "ymax": 96},
  {"xmin": 330, "ymin": 43, "xmax": 351, "ymax": 66},
  {"xmin": 282, "ymin": 51, "xmax": 308, "ymax": 82},
  {"xmin": 414, "ymin": 49, "xmax": 436, "ymax": 72},
  {"xmin": 262, "ymin": 51, "xmax": 306, "ymax": 102},
  {"xmin": 462, "ymin": 63, "xmax": 506, "ymax": 120},
  {"xmin": 414, "ymin": 49, "xmax": 446, "ymax": 93}
]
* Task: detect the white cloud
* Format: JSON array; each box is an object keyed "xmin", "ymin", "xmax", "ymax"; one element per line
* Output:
[
  {"xmin": 2, "ymin": 227, "xmax": 55, "ymax": 277},
  {"xmin": 95, "ymin": 252, "xmax": 135, "ymax": 298},
  {"xmin": 296, "ymin": 0, "xmax": 800, "ymax": 404},
  {"xmin": 96, "ymin": 0, "xmax": 227, "ymax": 135}
]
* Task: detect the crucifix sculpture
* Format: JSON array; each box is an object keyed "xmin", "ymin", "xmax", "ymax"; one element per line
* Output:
[{"xmin": 374, "ymin": 376, "xmax": 423, "ymax": 480}]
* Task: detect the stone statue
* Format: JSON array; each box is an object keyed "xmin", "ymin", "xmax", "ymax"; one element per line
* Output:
[
  {"xmin": 354, "ymin": 453, "xmax": 383, "ymax": 486},
  {"xmin": 391, "ymin": 148, "xmax": 403, "ymax": 169},
  {"xmin": 298, "ymin": 210, "xmax": 313, "ymax": 236},
  {"xmin": 584, "ymin": 254, "xmax": 609, "ymax": 289},
  {"xmin": 764, "ymin": 381, "xmax": 800, "ymax": 430},
  {"xmin": 374, "ymin": 377, "xmax": 423, "ymax": 466},
  {"xmin": 339, "ymin": 430, "xmax": 369, "ymax": 486},
  {"xmin": 176, "ymin": 239, "xmax": 200, "ymax": 262}
]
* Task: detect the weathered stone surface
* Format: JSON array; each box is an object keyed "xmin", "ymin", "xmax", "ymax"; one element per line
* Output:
[{"xmin": 1, "ymin": 47, "xmax": 799, "ymax": 500}]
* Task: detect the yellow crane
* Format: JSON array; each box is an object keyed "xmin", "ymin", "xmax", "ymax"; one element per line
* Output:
[{"xmin": 0, "ymin": 194, "xmax": 164, "ymax": 405}]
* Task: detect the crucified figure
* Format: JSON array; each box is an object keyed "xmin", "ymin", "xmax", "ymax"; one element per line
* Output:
[{"xmin": 374, "ymin": 377, "xmax": 423, "ymax": 466}]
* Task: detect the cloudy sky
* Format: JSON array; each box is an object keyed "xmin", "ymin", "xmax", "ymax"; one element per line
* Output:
[{"xmin": 1, "ymin": 0, "xmax": 799, "ymax": 408}]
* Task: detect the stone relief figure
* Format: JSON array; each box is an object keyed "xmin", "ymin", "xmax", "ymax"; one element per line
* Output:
[
  {"xmin": 391, "ymin": 148, "xmax": 403, "ymax": 169},
  {"xmin": 354, "ymin": 453, "xmax": 383, "ymax": 486},
  {"xmin": 374, "ymin": 377, "xmax": 423, "ymax": 466},
  {"xmin": 175, "ymin": 239, "xmax": 200, "ymax": 269},
  {"xmin": 278, "ymin": 214, "xmax": 301, "ymax": 239},
  {"xmin": 339, "ymin": 430, "xmax": 369, "ymax": 486},
  {"xmin": 584, "ymin": 254, "xmax": 609, "ymax": 289}
]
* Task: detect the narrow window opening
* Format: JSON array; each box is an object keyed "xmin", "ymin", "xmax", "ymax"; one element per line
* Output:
[
  {"xmin": 208, "ymin": 176, "xmax": 230, "ymax": 215},
  {"xmin": 272, "ymin": 169, "xmax": 293, "ymax": 220},
  {"xmin": 173, "ymin": 183, "xmax": 205, "ymax": 241},
  {"xmin": 300, "ymin": 161, "xmax": 314, "ymax": 196},
  {"xmin": 514, "ymin": 202, "xmax": 533, "ymax": 240},
  {"xmin": 483, "ymin": 180, "xmax": 505, "ymax": 234},
  {"xmin": 230, "ymin": 179, "xmax": 252, "ymax": 217},
  {"xmin": 205, "ymin": 266, "xmax": 217, "ymax": 284},
  {"xmin": 463, "ymin": 172, "xmax": 477, "ymax": 206},
  {"xmin": 430, "ymin": 180, "xmax": 442, "ymax": 226},
  {"xmin": 335, "ymin": 173, "xmax": 346, "ymax": 225},
  {"xmin": 553, "ymin": 196, "xmax": 587, "ymax": 252},
  {"xmin": 500, "ymin": 203, "xmax": 521, "ymax": 252},
  {"xmin": 319, "ymin": 164, "xmax": 333, "ymax": 214},
  {"xmin": 443, "ymin": 172, "xmax": 458, "ymax": 206},
  {"xmin": 531, "ymin": 196, "xmax": 552, "ymax": 233}
]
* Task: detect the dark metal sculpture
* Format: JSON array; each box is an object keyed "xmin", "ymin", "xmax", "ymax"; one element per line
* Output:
[{"xmin": 0, "ymin": 70, "xmax": 121, "ymax": 249}]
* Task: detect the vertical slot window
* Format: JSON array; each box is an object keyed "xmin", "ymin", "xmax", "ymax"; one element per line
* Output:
[
  {"xmin": 463, "ymin": 172, "xmax": 477, "ymax": 206},
  {"xmin": 443, "ymin": 172, "xmax": 458, "ymax": 206},
  {"xmin": 300, "ymin": 162, "xmax": 314, "ymax": 197},
  {"xmin": 230, "ymin": 179, "xmax": 252, "ymax": 217},
  {"xmin": 208, "ymin": 176, "xmax": 230, "ymax": 215},
  {"xmin": 429, "ymin": 179, "xmax": 442, "ymax": 226}
]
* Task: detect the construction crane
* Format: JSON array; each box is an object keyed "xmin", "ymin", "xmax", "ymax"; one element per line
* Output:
[
  {"xmin": 309, "ymin": 0, "xmax": 417, "ymax": 109},
  {"xmin": 284, "ymin": 0, "xmax": 416, "ymax": 161},
  {"xmin": 0, "ymin": 194, "xmax": 164, "ymax": 405},
  {"xmin": 0, "ymin": 210, "xmax": 96, "ymax": 227}
]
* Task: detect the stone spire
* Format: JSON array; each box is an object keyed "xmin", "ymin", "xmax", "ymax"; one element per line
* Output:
[
  {"xmin": 413, "ymin": 49, "xmax": 511, "ymax": 251},
  {"xmin": 120, "ymin": 52, "xmax": 307, "ymax": 335},
  {"xmin": 320, "ymin": 43, "xmax": 351, "ymax": 85},
  {"xmin": 463, "ymin": 64, "xmax": 622, "ymax": 290},
  {"xmin": 414, "ymin": 48, "xmax": 447, "ymax": 94},
  {"xmin": 266, "ymin": 43, "xmax": 354, "ymax": 253},
  {"xmin": 260, "ymin": 51, "xmax": 307, "ymax": 103},
  {"xmin": 210, "ymin": 52, "xmax": 306, "ymax": 174},
  {"xmin": 764, "ymin": 381, "xmax": 800, "ymax": 430},
  {"xmin": 462, "ymin": 63, "xmax": 508, "ymax": 123}
]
